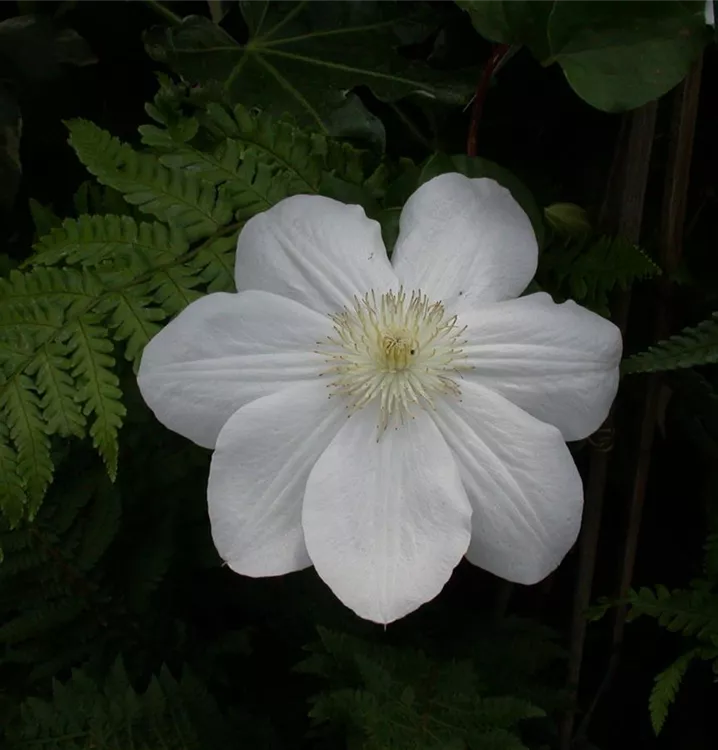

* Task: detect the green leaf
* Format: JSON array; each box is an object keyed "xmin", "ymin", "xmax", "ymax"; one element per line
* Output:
[
  {"xmin": 100, "ymin": 288, "xmax": 167, "ymax": 370},
  {"xmin": 207, "ymin": 0, "xmax": 231, "ymax": 25},
  {"xmin": 62, "ymin": 315, "xmax": 125, "ymax": 480},
  {"xmin": 547, "ymin": 1, "xmax": 709, "ymax": 112},
  {"xmin": 544, "ymin": 202, "xmax": 591, "ymax": 236},
  {"xmin": 0, "ymin": 424, "xmax": 25, "ymax": 527},
  {"xmin": 190, "ymin": 233, "xmax": 237, "ymax": 293},
  {"xmin": 538, "ymin": 235, "xmax": 660, "ymax": 317},
  {"xmin": 28, "ymin": 198, "xmax": 62, "ymax": 240},
  {"xmin": 456, "ymin": 0, "xmax": 552, "ymax": 60},
  {"xmin": 649, "ymin": 649, "xmax": 699, "ymax": 735},
  {"xmin": 0, "ymin": 375, "xmax": 53, "ymax": 518},
  {"xmin": 67, "ymin": 119, "xmax": 233, "ymax": 242},
  {"xmin": 28, "ymin": 342, "xmax": 86, "ymax": 437},
  {"xmin": 144, "ymin": 2, "xmax": 472, "ymax": 136},
  {"xmin": 31, "ymin": 214, "xmax": 189, "ymax": 272},
  {"xmin": 623, "ymin": 313, "xmax": 718, "ymax": 374}
]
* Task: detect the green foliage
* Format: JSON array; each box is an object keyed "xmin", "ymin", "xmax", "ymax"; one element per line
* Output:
[
  {"xmin": 4, "ymin": 3, "xmax": 712, "ymax": 744},
  {"xmin": 298, "ymin": 627, "xmax": 546, "ymax": 750},
  {"xmin": 537, "ymin": 234, "xmax": 660, "ymax": 317},
  {"xmin": 622, "ymin": 585, "xmax": 718, "ymax": 639},
  {"xmin": 4, "ymin": 657, "xmax": 232, "ymax": 749},
  {"xmin": 0, "ymin": 89, "xmax": 380, "ymax": 522},
  {"xmin": 0, "ymin": 467, "xmax": 121, "ymax": 683},
  {"xmin": 455, "ymin": 0, "xmax": 552, "ymax": 60},
  {"xmin": 648, "ymin": 648, "xmax": 702, "ymax": 735},
  {"xmin": 623, "ymin": 313, "xmax": 718, "ymax": 374},
  {"xmin": 67, "ymin": 119, "xmax": 235, "ymax": 242},
  {"xmin": 458, "ymin": 0, "xmax": 709, "ymax": 111},
  {"xmin": 0, "ymin": 12, "xmax": 96, "ymax": 212},
  {"xmin": 592, "ymin": 524, "xmax": 718, "ymax": 735},
  {"xmin": 144, "ymin": 1, "xmax": 472, "ymax": 138}
]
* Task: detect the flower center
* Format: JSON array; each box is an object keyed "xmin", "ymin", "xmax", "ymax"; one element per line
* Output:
[{"xmin": 318, "ymin": 288, "xmax": 468, "ymax": 433}]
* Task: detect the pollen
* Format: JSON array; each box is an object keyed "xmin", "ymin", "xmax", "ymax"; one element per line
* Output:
[{"xmin": 317, "ymin": 288, "xmax": 469, "ymax": 433}]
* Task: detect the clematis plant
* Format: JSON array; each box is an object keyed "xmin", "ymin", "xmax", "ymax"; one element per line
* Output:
[{"xmin": 137, "ymin": 173, "xmax": 622, "ymax": 624}]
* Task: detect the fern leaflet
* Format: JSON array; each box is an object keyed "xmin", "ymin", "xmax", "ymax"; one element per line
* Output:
[
  {"xmin": 0, "ymin": 424, "xmax": 25, "ymax": 529},
  {"xmin": 538, "ymin": 234, "xmax": 660, "ymax": 317},
  {"xmin": 648, "ymin": 648, "xmax": 699, "ymax": 735},
  {"xmin": 624, "ymin": 313, "xmax": 718, "ymax": 374},
  {"xmin": 67, "ymin": 119, "xmax": 234, "ymax": 242},
  {"xmin": 31, "ymin": 214, "xmax": 188, "ymax": 273},
  {"xmin": 62, "ymin": 315, "xmax": 125, "ymax": 480},
  {"xmin": 0, "ymin": 377, "xmax": 53, "ymax": 519},
  {"xmin": 26, "ymin": 343, "xmax": 86, "ymax": 438}
]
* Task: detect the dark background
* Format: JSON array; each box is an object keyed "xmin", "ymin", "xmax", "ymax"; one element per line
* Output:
[{"xmin": 2, "ymin": 1, "xmax": 717, "ymax": 748}]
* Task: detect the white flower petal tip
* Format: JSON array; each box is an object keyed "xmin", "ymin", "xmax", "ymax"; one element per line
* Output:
[
  {"xmin": 434, "ymin": 382, "xmax": 584, "ymax": 585},
  {"xmin": 208, "ymin": 382, "xmax": 346, "ymax": 578},
  {"xmin": 234, "ymin": 193, "xmax": 397, "ymax": 314},
  {"xmin": 706, "ymin": 1, "xmax": 715, "ymax": 27},
  {"xmin": 392, "ymin": 172, "xmax": 538, "ymax": 309},
  {"xmin": 461, "ymin": 292, "xmax": 622, "ymax": 442},
  {"xmin": 137, "ymin": 290, "xmax": 331, "ymax": 449},
  {"xmin": 302, "ymin": 408, "xmax": 472, "ymax": 625}
]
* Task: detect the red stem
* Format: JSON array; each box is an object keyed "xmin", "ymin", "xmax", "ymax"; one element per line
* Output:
[{"xmin": 466, "ymin": 43, "xmax": 510, "ymax": 157}]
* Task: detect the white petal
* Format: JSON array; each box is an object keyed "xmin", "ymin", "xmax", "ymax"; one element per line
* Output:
[
  {"xmin": 392, "ymin": 173, "xmax": 538, "ymax": 310},
  {"xmin": 208, "ymin": 382, "xmax": 346, "ymax": 577},
  {"xmin": 303, "ymin": 407, "xmax": 472, "ymax": 624},
  {"xmin": 137, "ymin": 290, "xmax": 330, "ymax": 449},
  {"xmin": 432, "ymin": 381, "xmax": 583, "ymax": 584},
  {"xmin": 461, "ymin": 293, "xmax": 622, "ymax": 441},
  {"xmin": 234, "ymin": 194, "xmax": 398, "ymax": 314}
]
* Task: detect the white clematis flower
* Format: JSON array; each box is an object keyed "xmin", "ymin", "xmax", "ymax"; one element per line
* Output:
[{"xmin": 137, "ymin": 173, "xmax": 622, "ymax": 624}]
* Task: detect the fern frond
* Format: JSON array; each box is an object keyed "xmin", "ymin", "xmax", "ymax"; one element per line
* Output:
[
  {"xmin": 99, "ymin": 287, "xmax": 167, "ymax": 369},
  {"xmin": 0, "ymin": 469, "xmax": 119, "ymax": 682},
  {"xmin": 302, "ymin": 628, "xmax": 546, "ymax": 749},
  {"xmin": 26, "ymin": 343, "xmax": 86, "ymax": 438},
  {"xmin": 189, "ymin": 234, "xmax": 236, "ymax": 293},
  {"xmin": 1, "ymin": 220, "xmax": 241, "ymax": 515},
  {"xmin": 146, "ymin": 264, "xmax": 203, "ymax": 316},
  {"xmin": 624, "ymin": 313, "xmax": 718, "ymax": 374},
  {"xmin": 8, "ymin": 657, "xmax": 232, "ymax": 750},
  {"xmin": 0, "ymin": 266, "xmax": 101, "ymax": 322},
  {"xmin": 649, "ymin": 649, "xmax": 699, "ymax": 735},
  {"xmin": 31, "ymin": 214, "xmax": 188, "ymax": 273},
  {"xmin": 143, "ymin": 121, "xmax": 311, "ymax": 221},
  {"xmin": 202, "ymin": 103, "xmax": 324, "ymax": 194},
  {"xmin": 538, "ymin": 235, "xmax": 660, "ymax": 317},
  {"xmin": 67, "ymin": 119, "xmax": 234, "ymax": 241},
  {"xmin": 0, "ymin": 424, "xmax": 25, "ymax": 529},
  {"xmin": 0, "ymin": 377, "xmax": 53, "ymax": 519},
  {"xmin": 625, "ymin": 585, "xmax": 718, "ymax": 640},
  {"xmin": 0, "ymin": 599, "xmax": 88, "ymax": 645},
  {"xmin": 62, "ymin": 315, "xmax": 125, "ymax": 479},
  {"xmin": 0, "ymin": 269, "xmax": 121, "ymax": 513}
]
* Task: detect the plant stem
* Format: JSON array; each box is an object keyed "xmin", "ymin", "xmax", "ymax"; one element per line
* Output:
[
  {"xmin": 575, "ymin": 56, "xmax": 704, "ymax": 744},
  {"xmin": 559, "ymin": 99, "xmax": 658, "ymax": 750},
  {"xmin": 142, "ymin": 0, "xmax": 183, "ymax": 26},
  {"xmin": 466, "ymin": 44, "xmax": 511, "ymax": 157}
]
